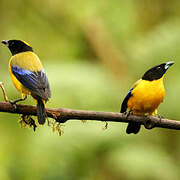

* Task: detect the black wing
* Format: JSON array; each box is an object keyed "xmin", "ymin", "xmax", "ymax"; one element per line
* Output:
[{"xmin": 120, "ymin": 88, "xmax": 133, "ymax": 113}]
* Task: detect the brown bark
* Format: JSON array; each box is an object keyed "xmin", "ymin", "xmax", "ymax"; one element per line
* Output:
[{"xmin": 0, "ymin": 101, "xmax": 180, "ymax": 131}]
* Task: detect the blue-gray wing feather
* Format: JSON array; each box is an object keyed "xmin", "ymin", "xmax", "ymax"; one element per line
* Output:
[{"xmin": 11, "ymin": 65, "xmax": 51, "ymax": 100}]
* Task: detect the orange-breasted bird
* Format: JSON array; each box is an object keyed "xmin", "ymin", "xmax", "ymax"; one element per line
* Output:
[
  {"xmin": 2, "ymin": 40, "xmax": 51, "ymax": 124},
  {"xmin": 120, "ymin": 62, "xmax": 174, "ymax": 134}
]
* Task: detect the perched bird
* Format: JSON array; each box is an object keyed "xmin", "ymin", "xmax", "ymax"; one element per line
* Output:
[
  {"xmin": 2, "ymin": 40, "xmax": 51, "ymax": 124},
  {"xmin": 121, "ymin": 62, "xmax": 174, "ymax": 134}
]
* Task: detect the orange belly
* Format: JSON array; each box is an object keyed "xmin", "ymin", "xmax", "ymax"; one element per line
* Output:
[{"xmin": 127, "ymin": 78, "xmax": 165, "ymax": 115}]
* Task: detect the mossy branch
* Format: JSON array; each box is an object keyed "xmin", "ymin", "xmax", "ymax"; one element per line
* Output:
[
  {"xmin": 0, "ymin": 82, "xmax": 179, "ymax": 132},
  {"xmin": 0, "ymin": 101, "xmax": 179, "ymax": 131}
]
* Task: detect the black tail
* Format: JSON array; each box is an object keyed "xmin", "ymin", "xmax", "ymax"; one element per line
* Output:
[
  {"xmin": 126, "ymin": 122, "xmax": 141, "ymax": 134},
  {"xmin": 37, "ymin": 99, "xmax": 46, "ymax": 124}
]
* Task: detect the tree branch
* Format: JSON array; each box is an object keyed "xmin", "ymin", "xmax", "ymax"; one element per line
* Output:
[{"xmin": 0, "ymin": 101, "xmax": 180, "ymax": 131}]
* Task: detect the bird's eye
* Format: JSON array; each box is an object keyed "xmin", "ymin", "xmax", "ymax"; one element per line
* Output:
[{"xmin": 157, "ymin": 67, "xmax": 161, "ymax": 70}]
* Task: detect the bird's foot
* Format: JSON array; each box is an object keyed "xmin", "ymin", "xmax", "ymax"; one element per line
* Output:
[
  {"xmin": 9, "ymin": 96, "xmax": 27, "ymax": 110},
  {"xmin": 123, "ymin": 111, "xmax": 132, "ymax": 119},
  {"xmin": 9, "ymin": 100, "xmax": 17, "ymax": 110}
]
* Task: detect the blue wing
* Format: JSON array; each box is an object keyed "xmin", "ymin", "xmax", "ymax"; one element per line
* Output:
[
  {"xmin": 11, "ymin": 65, "xmax": 51, "ymax": 100},
  {"xmin": 120, "ymin": 88, "xmax": 133, "ymax": 113}
]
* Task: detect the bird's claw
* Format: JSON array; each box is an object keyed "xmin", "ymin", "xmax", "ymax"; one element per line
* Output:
[
  {"xmin": 123, "ymin": 111, "xmax": 132, "ymax": 119},
  {"xmin": 9, "ymin": 100, "xmax": 17, "ymax": 110}
]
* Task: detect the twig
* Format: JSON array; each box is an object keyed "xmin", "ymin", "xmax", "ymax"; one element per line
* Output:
[
  {"xmin": 0, "ymin": 82, "xmax": 8, "ymax": 102},
  {"xmin": 0, "ymin": 101, "xmax": 179, "ymax": 131}
]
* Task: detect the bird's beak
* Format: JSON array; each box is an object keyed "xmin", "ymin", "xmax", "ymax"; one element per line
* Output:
[
  {"xmin": 1, "ymin": 40, "xmax": 9, "ymax": 46},
  {"xmin": 165, "ymin": 61, "xmax": 174, "ymax": 70}
]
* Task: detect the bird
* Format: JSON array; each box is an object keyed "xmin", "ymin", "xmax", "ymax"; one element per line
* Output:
[
  {"xmin": 2, "ymin": 40, "xmax": 51, "ymax": 125},
  {"xmin": 120, "ymin": 61, "xmax": 174, "ymax": 134}
]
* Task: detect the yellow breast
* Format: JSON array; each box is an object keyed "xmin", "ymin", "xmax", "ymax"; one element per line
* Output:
[
  {"xmin": 9, "ymin": 59, "xmax": 30, "ymax": 96},
  {"xmin": 127, "ymin": 77, "xmax": 165, "ymax": 115}
]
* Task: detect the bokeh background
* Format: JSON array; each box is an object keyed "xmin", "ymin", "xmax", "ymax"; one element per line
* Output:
[{"xmin": 0, "ymin": 0, "xmax": 180, "ymax": 179}]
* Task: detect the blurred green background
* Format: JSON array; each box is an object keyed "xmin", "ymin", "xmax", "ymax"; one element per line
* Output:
[{"xmin": 0, "ymin": 0, "xmax": 180, "ymax": 179}]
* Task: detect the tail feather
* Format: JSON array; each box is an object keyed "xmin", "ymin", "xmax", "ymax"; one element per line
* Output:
[
  {"xmin": 37, "ymin": 99, "xmax": 46, "ymax": 124},
  {"xmin": 126, "ymin": 122, "xmax": 141, "ymax": 134}
]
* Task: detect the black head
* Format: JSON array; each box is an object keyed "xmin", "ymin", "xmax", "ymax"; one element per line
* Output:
[
  {"xmin": 2, "ymin": 40, "xmax": 33, "ymax": 56},
  {"xmin": 142, "ymin": 61, "xmax": 174, "ymax": 81}
]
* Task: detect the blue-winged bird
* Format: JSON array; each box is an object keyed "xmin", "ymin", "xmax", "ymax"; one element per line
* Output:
[
  {"xmin": 2, "ymin": 40, "xmax": 51, "ymax": 124},
  {"xmin": 121, "ymin": 62, "xmax": 174, "ymax": 134}
]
